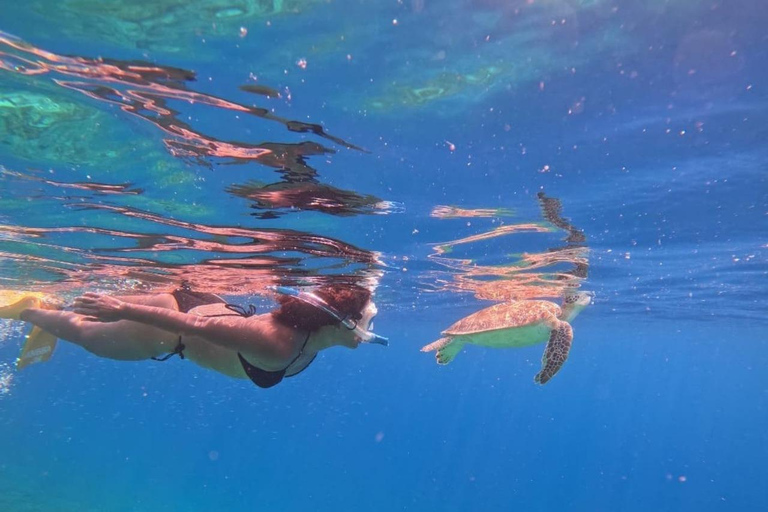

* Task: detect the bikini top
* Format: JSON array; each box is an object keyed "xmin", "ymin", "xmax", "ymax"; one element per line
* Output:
[
  {"xmin": 222, "ymin": 304, "xmax": 317, "ymax": 388},
  {"xmin": 237, "ymin": 329, "xmax": 316, "ymax": 388}
]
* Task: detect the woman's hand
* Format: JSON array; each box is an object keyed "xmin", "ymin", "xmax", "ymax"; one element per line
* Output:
[{"xmin": 73, "ymin": 293, "xmax": 126, "ymax": 322}]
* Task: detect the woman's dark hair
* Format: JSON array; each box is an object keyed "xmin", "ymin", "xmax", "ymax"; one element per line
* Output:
[{"xmin": 271, "ymin": 284, "xmax": 372, "ymax": 332}]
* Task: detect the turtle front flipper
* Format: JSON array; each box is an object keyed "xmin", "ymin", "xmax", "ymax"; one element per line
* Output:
[
  {"xmin": 421, "ymin": 337, "xmax": 465, "ymax": 365},
  {"xmin": 534, "ymin": 322, "xmax": 573, "ymax": 384}
]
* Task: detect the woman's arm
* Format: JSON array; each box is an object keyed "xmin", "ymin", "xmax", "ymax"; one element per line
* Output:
[{"xmin": 73, "ymin": 293, "xmax": 294, "ymax": 359}]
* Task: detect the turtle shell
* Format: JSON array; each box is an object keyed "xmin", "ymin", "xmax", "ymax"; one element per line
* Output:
[{"xmin": 443, "ymin": 300, "xmax": 561, "ymax": 336}]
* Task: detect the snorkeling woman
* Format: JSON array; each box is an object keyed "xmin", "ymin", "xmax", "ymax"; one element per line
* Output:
[{"xmin": 0, "ymin": 284, "xmax": 384, "ymax": 388}]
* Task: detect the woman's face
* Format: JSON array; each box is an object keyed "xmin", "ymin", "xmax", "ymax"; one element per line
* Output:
[
  {"xmin": 359, "ymin": 301, "xmax": 378, "ymax": 333},
  {"xmin": 343, "ymin": 300, "xmax": 378, "ymax": 348}
]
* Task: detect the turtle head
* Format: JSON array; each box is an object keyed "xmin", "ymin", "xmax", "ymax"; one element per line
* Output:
[{"xmin": 560, "ymin": 291, "xmax": 593, "ymax": 322}]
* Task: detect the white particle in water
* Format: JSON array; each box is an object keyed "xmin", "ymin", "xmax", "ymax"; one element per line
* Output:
[{"xmin": 0, "ymin": 364, "xmax": 13, "ymax": 396}]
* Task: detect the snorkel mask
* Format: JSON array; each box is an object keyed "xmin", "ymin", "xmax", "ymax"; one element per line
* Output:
[{"xmin": 271, "ymin": 286, "xmax": 389, "ymax": 346}]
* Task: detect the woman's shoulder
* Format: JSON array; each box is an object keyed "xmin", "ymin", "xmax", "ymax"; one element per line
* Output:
[{"xmin": 240, "ymin": 316, "xmax": 307, "ymax": 366}]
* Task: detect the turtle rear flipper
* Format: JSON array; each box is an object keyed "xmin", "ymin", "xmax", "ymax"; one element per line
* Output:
[
  {"xmin": 421, "ymin": 337, "xmax": 465, "ymax": 365},
  {"xmin": 534, "ymin": 322, "xmax": 573, "ymax": 384}
]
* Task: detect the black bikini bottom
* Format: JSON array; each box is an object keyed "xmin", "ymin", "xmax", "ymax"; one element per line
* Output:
[{"xmin": 171, "ymin": 288, "xmax": 226, "ymax": 313}]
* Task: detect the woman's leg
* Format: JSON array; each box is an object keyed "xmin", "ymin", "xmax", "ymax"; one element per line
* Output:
[{"xmin": 19, "ymin": 293, "xmax": 181, "ymax": 361}]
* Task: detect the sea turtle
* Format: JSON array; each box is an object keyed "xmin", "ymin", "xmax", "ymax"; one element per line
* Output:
[{"xmin": 421, "ymin": 292, "xmax": 592, "ymax": 384}]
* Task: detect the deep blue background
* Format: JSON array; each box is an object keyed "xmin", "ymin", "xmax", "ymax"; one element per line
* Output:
[{"xmin": 1, "ymin": 0, "xmax": 767, "ymax": 510}]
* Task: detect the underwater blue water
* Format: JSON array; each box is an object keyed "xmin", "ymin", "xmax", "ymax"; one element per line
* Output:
[{"xmin": 1, "ymin": 1, "xmax": 767, "ymax": 511}]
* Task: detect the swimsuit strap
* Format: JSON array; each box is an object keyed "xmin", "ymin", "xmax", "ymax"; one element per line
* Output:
[
  {"xmin": 201, "ymin": 302, "xmax": 258, "ymax": 318},
  {"xmin": 283, "ymin": 330, "xmax": 317, "ymax": 378},
  {"xmin": 287, "ymin": 330, "xmax": 312, "ymax": 369},
  {"xmin": 224, "ymin": 303, "xmax": 258, "ymax": 317},
  {"xmin": 151, "ymin": 337, "xmax": 185, "ymax": 361}
]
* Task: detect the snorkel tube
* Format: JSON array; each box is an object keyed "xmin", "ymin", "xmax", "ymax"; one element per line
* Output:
[{"xmin": 271, "ymin": 286, "xmax": 389, "ymax": 346}]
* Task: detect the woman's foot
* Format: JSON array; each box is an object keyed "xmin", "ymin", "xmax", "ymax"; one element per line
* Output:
[
  {"xmin": 0, "ymin": 293, "xmax": 46, "ymax": 320},
  {"xmin": 16, "ymin": 326, "xmax": 58, "ymax": 370},
  {"xmin": 0, "ymin": 291, "xmax": 61, "ymax": 370}
]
